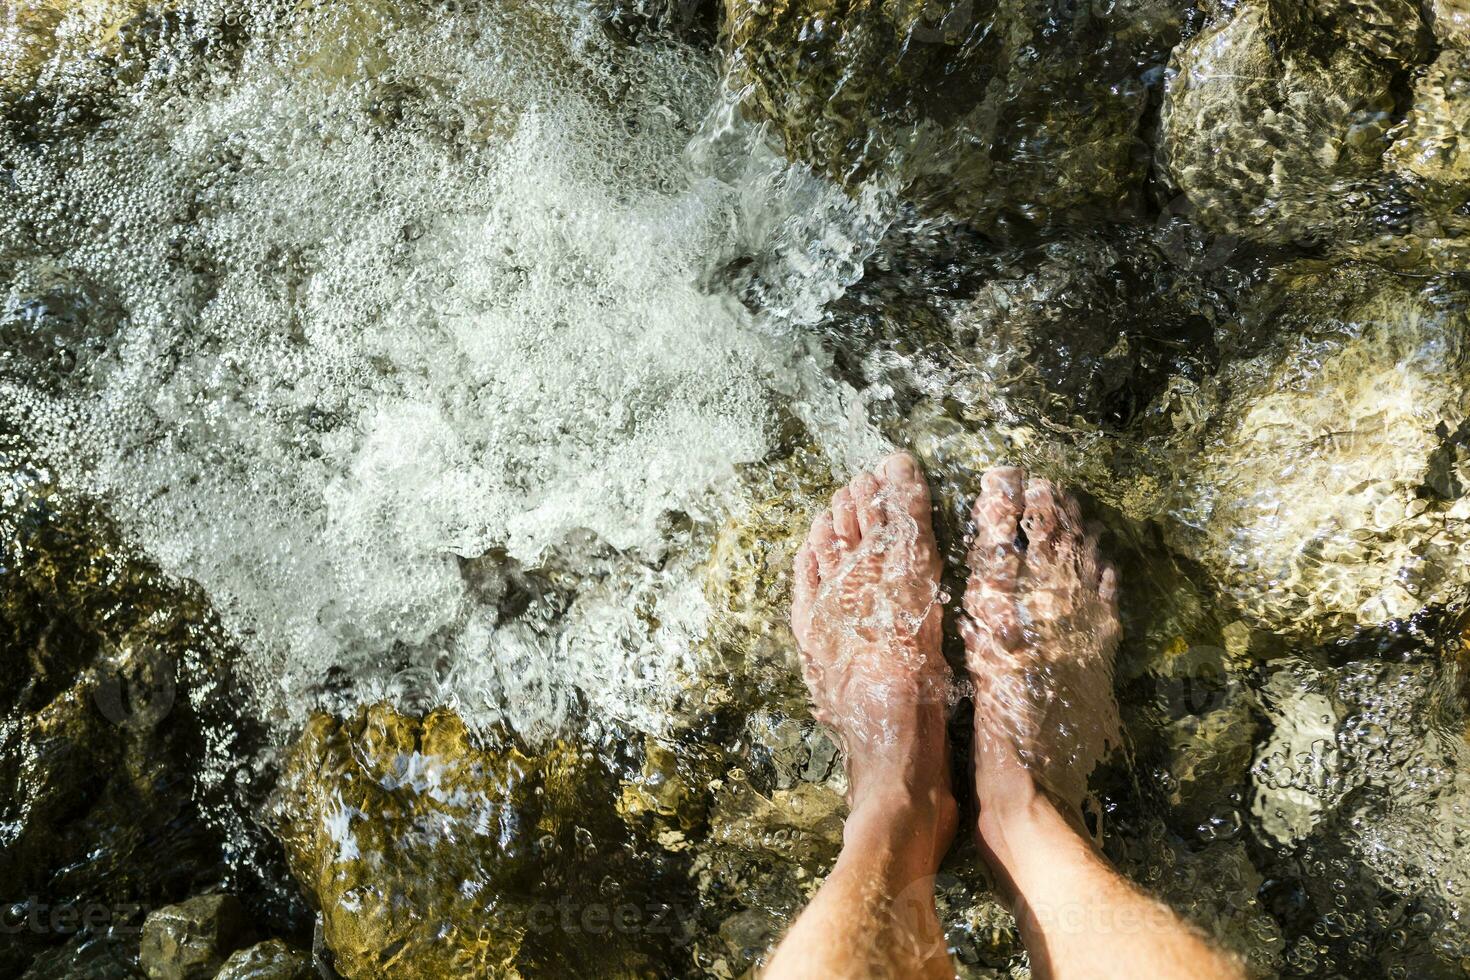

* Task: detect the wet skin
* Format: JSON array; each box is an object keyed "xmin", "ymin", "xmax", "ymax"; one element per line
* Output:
[{"xmin": 769, "ymin": 454, "xmax": 1243, "ymax": 980}]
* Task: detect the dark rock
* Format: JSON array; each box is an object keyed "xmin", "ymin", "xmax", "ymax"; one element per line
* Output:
[
  {"xmin": 139, "ymin": 895, "xmax": 252, "ymax": 980},
  {"xmin": 0, "ymin": 441, "xmax": 293, "ymax": 977},
  {"xmin": 725, "ymin": 0, "xmax": 1184, "ymax": 231},
  {"xmin": 1305, "ymin": 0, "xmax": 1428, "ymax": 63}
]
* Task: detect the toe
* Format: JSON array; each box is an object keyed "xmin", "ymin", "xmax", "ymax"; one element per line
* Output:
[
  {"xmin": 1021, "ymin": 477, "xmax": 1065, "ymax": 563},
  {"xmin": 1078, "ymin": 528, "xmax": 1102, "ymax": 589},
  {"xmin": 809, "ymin": 510, "xmax": 841, "ymax": 575},
  {"xmin": 792, "ymin": 542, "xmax": 820, "ymax": 629},
  {"xmin": 879, "ymin": 451, "xmax": 934, "ymax": 530},
  {"xmin": 851, "ymin": 471, "xmax": 885, "ymax": 533},
  {"xmin": 969, "ymin": 466, "xmax": 1024, "ymax": 578},
  {"xmin": 972, "ymin": 467, "xmax": 1024, "ymax": 550},
  {"xmin": 1098, "ymin": 563, "xmax": 1119, "ymax": 611},
  {"xmin": 831, "ymin": 487, "xmax": 860, "ymax": 548}
]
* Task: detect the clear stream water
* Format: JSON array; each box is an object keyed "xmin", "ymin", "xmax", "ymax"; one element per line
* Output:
[{"xmin": 2, "ymin": 1, "xmax": 1469, "ymax": 977}]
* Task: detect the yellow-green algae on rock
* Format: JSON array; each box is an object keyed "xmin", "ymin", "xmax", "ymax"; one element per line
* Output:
[
  {"xmin": 1165, "ymin": 262, "xmax": 1470, "ymax": 640},
  {"xmin": 1387, "ymin": 49, "xmax": 1470, "ymax": 229},
  {"xmin": 271, "ymin": 703, "xmax": 669, "ymax": 979}
]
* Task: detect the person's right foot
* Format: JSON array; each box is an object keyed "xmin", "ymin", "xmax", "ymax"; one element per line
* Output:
[{"xmin": 961, "ymin": 466, "xmax": 1122, "ymax": 831}]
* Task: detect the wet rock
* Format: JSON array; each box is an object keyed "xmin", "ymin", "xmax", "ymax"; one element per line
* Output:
[
  {"xmin": 17, "ymin": 931, "xmax": 139, "ymax": 980},
  {"xmin": 716, "ymin": 907, "xmax": 782, "ymax": 964},
  {"xmin": 597, "ymin": 0, "xmax": 721, "ymax": 46},
  {"xmin": 1305, "ymin": 0, "xmax": 1428, "ymax": 63},
  {"xmin": 139, "ymin": 895, "xmax": 252, "ymax": 980},
  {"xmin": 0, "ymin": 2, "xmax": 155, "ymax": 98},
  {"xmin": 1150, "ymin": 838, "xmax": 1282, "ymax": 974},
  {"xmin": 1428, "ymin": 0, "xmax": 1470, "ymax": 46},
  {"xmin": 946, "ymin": 233, "xmax": 1235, "ymax": 435},
  {"xmin": 0, "ymin": 266, "xmax": 125, "ymax": 392},
  {"xmin": 706, "ymin": 778, "xmax": 845, "ymax": 867},
  {"xmin": 271, "ymin": 703, "xmax": 671, "ymax": 978},
  {"xmin": 936, "ymin": 874, "xmax": 1023, "ymax": 977},
  {"xmin": 271, "ymin": 705, "xmax": 543, "ymax": 976},
  {"xmin": 701, "ymin": 445, "xmax": 836, "ymax": 718},
  {"xmin": 617, "ymin": 735, "xmax": 706, "ymax": 838},
  {"xmin": 1160, "ymin": 680, "xmax": 1257, "ymax": 838},
  {"xmin": 725, "ymin": 0, "xmax": 1179, "ymax": 230},
  {"xmin": 1158, "ymin": 1, "xmax": 1397, "ymax": 244},
  {"xmin": 688, "ymin": 776, "xmax": 844, "ymax": 970},
  {"xmin": 1386, "ymin": 50, "xmax": 1470, "ymax": 225},
  {"xmin": 1166, "ymin": 262, "xmax": 1470, "ymax": 640},
  {"xmin": 0, "ymin": 451, "xmax": 267, "ymax": 977},
  {"xmin": 1250, "ymin": 672, "xmax": 1344, "ymax": 847},
  {"xmin": 281, "ymin": 0, "xmax": 404, "ymax": 88},
  {"xmin": 212, "ymin": 940, "xmax": 313, "ymax": 980}
]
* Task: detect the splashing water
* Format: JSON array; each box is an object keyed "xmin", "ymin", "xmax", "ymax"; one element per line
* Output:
[
  {"xmin": 5, "ymin": 0, "xmax": 1470, "ymax": 977},
  {"xmin": 1, "ymin": 0, "xmax": 886, "ymax": 739}
]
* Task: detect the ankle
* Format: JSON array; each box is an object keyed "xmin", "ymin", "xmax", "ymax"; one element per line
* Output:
[
  {"xmin": 846, "ymin": 736, "xmax": 954, "ymax": 839},
  {"xmin": 845, "ymin": 783, "xmax": 958, "ymax": 873}
]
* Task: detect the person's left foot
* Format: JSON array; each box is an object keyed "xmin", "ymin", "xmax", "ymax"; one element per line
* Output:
[{"xmin": 791, "ymin": 453, "xmax": 957, "ymax": 842}]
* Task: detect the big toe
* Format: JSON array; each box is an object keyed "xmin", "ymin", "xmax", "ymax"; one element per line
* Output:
[
  {"xmin": 879, "ymin": 451, "xmax": 934, "ymax": 530},
  {"xmin": 876, "ymin": 455, "xmax": 934, "ymax": 570},
  {"xmin": 972, "ymin": 466, "xmax": 1024, "ymax": 553},
  {"xmin": 1021, "ymin": 477, "xmax": 1076, "ymax": 565}
]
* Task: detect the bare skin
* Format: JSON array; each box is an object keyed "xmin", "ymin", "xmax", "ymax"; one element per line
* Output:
[
  {"xmin": 964, "ymin": 467, "xmax": 1242, "ymax": 980},
  {"xmin": 766, "ymin": 452, "xmax": 958, "ymax": 979},
  {"xmin": 766, "ymin": 457, "xmax": 1244, "ymax": 980}
]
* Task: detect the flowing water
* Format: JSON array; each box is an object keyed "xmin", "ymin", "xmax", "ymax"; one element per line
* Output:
[{"xmin": 2, "ymin": 0, "xmax": 1469, "ymax": 977}]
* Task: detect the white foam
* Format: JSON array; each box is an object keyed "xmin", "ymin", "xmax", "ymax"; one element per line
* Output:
[{"xmin": 0, "ymin": 0, "xmax": 886, "ymax": 739}]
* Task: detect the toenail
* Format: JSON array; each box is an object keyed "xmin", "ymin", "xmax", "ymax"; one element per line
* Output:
[{"xmin": 882, "ymin": 452, "xmax": 918, "ymax": 481}]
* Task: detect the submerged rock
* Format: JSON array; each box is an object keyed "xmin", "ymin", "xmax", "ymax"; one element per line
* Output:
[
  {"xmin": 1158, "ymin": 1, "xmax": 1397, "ymax": 244},
  {"xmin": 138, "ymin": 895, "xmax": 252, "ymax": 980},
  {"xmin": 1305, "ymin": 0, "xmax": 1428, "ymax": 63},
  {"xmin": 0, "ymin": 2, "xmax": 156, "ymax": 97},
  {"xmin": 725, "ymin": 0, "xmax": 1178, "ymax": 229},
  {"xmin": 1166, "ymin": 263, "xmax": 1470, "ymax": 640},
  {"xmin": 687, "ymin": 776, "xmax": 844, "ymax": 972},
  {"xmin": 0, "ymin": 450, "xmax": 268, "ymax": 976},
  {"xmin": 1386, "ymin": 50, "xmax": 1470, "ymax": 227},
  {"xmin": 700, "ymin": 445, "xmax": 836, "ymax": 720},
  {"xmin": 946, "ymin": 233, "xmax": 1235, "ymax": 436},
  {"xmin": 1429, "ymin": 0, "xmax": 1470, "ymax": 46},
  {"xmin": 271, "ymin": 703, "xmax": 673, "ymax": 978},
  {"xmin": 212, "ymin": 940, "xmax": 313, "ymax": 980}
]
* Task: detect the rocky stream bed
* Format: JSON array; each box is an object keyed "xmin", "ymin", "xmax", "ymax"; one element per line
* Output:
[{"xmin": 3, "ymin": 0, "xmax": 1470, "ymax": 977}]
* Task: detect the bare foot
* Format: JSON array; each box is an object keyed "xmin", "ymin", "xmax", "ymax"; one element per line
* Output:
[
  {"xmin": 961, "ymin": 467, "xmax": 1121, "ymax": 836},
  {"xmin": 790, "ymin": 452, "xmax": 956, "ymax": 845}
]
